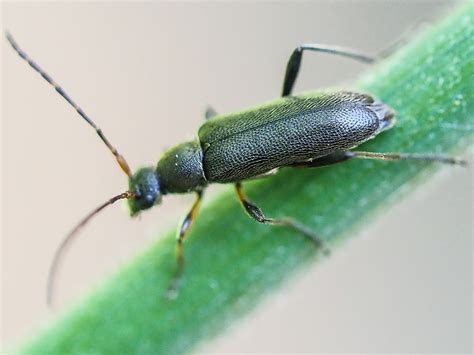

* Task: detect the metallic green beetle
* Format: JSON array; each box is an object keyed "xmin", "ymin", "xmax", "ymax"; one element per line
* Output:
[{"xmin": 6, "ymin": 33, "xmax": 464, "ymax": 305}]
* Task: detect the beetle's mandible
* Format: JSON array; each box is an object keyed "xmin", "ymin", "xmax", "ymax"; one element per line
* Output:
[{"xmin": 5, "ymin": 33, "xmax": 466, "ymax": 306}]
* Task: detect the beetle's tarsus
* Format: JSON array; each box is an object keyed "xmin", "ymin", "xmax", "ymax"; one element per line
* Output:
[
  {"xmin": 349, "ymin": 151, "xmax": 467, "ymax": 166},
  {"xmin": 165, "ymin": 251, "xmax": 184, "ymax": 301},
  {"xmin": 165, "ymin": 281, "xmax": 180, "ymax": 300},
  {"xmin": 277, "ymin": 217, "xmax": 331, "ymax": 255}
]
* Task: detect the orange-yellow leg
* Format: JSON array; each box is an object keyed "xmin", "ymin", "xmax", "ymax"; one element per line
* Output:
[{"xmin": 166, "ymin": 190, "xmax": 203, "ymax": 299}]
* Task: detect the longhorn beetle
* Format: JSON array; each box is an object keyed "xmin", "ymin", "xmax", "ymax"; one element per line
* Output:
[{"xmin": 5, "ymin": 31, "xmax": 465, "ymax": 306}]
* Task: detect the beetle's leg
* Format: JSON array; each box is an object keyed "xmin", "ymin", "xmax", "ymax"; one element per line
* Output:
[
  {"xmin": 290, "ymin": 151, "xmax": 352, "ymax": 168},
  {"xmin": 166, "ymin": 190, "xmax": 204, "ymax": 299},
  {"xmin": 204, "ymin": 105, "xmax": 218, "ymax": 120},
  {"xmin": 235, "ymin": 183, "xmax": 329, "ymax": 254},
  {"xmin": 348, "ymin": 151, "xmax": 467, "ymax": 166},
  {"xmin": 282, "ymin": 44, "xmax": 375, "ymax": 97},
  {"xmin": 293, "ymin": 150, "xmax": 466, "ymax": 168}
]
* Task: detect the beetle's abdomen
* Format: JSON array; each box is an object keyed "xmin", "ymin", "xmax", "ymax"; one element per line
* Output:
[{"xmin": 199, "ymin": 92, "xmax": 393, "ymax": 183}]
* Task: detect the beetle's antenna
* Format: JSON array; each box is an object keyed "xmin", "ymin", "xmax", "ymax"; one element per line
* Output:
[
  {"xmin": 5, "ymin": 31, "xmax": 132, "ymax": 177},
  {"xmin": 47, "ymin": 191, "xmax": 135, "ymax": 308}
]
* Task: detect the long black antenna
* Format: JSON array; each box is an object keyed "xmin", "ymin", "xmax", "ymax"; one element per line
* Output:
[
  {"xmin": 47, "ymin": 191, "xmax": 134, "ymax": 307},
  {"xmin": 5, "ymin": 31, "xmax": 132, "ymax": 177}
]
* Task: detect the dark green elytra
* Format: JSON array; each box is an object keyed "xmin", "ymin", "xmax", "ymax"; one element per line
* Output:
[
  {"xmin": 199, "ymin": 91, "xmax": 394, "ymax": 182},
  {"xmin": 128, "ymin": 90, "xmax": 394, "ymax": 214}
]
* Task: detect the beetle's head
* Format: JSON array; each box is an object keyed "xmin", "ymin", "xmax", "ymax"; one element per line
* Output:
[{"xmin": 128, "ymin": 167, "xmax": 162, "ymax": 216}]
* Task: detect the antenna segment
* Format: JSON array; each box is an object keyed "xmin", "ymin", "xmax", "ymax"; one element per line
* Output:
[{"xmin": 5, "ymin": 31, "xmax": 132, "ymax": 177}]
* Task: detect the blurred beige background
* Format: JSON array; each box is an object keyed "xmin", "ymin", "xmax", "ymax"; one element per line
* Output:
[{"xmin": 2, "ymin": 1, "xmax": 472, "ymax": 353}]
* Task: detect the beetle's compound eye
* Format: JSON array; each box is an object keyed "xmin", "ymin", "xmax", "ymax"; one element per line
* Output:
[
  {"xmin": 128, "ymin": 167, "xmax": 161, "ymax": 216},
  {"xmin": 144, "ymin": 194, "xmax": 155, "ymax": 204},
  {"xmin": 134, "ymin": 188, "xmax": 143, "ymax": 199}
]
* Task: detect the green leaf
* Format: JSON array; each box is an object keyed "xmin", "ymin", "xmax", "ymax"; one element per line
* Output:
[{"xmin": 20, "ymin": 5, "xmax": 473, "ymax": 355}]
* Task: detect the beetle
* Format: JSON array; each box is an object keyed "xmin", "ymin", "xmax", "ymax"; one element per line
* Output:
[{"xmin": 5, "ymin": 32, "xmax": 465, "ymax": 306}]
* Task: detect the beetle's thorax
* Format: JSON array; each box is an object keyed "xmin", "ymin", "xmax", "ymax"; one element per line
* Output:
[{"xmin": 156, "ymin": 140, "xmax": 207, "ymax": 194}]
